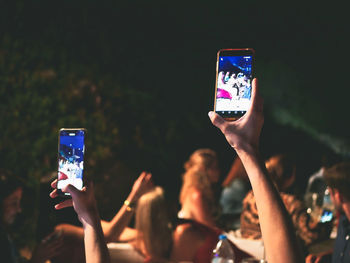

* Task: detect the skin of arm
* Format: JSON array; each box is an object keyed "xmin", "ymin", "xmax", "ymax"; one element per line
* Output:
[
  {"xmin": 209, "ymin": 78, "xmax": 303, "ymax": 263},
  {"xmin": 101, "ymin": 221, "xmax": 137, "ymax": 242},
  {"xmin": 102, "ymin": 171, "xmax": 153, "ymax": 243},
  {"xmin": 50, "ymin": 180, "xmax": 111, "ymax": 263}
]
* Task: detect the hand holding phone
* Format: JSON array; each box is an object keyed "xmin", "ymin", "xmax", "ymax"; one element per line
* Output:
[
  {"xmin": 57, "ymin": 128, "xmax": 86, "ymax": 196},
  {"xmin": 214, "ymin": 48, "xmax": 255, "ymax": 121},
  {"xmin": 50, "ymin": 180, "xmax": 100, "ymax": 227}
]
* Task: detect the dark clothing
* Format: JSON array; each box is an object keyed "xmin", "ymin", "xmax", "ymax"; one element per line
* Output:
[
  {"xmin": 0, "ymin": 226, "xmax": 19, "ymax": 263},
  {"xmin": 332, "ymin": 214, "xmax": 350, "ymax": 263}
]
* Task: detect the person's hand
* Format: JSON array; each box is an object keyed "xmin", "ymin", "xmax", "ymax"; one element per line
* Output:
[
  {"xmin": 305, "ymin": 253, "xmax": 332, "ymax": 263},
  {"xmin": 50, "ymin": 180, "xmax": 99, "ymax": 227},
  {"xmin": 129, "ymin": 171, "xmax": 153, "ymax": 201},
  {"xmin": 30, "ymin": 230, "xmax": 64, "ymax": 263},
  {"xmin": 209, "ymin": 78, "xmax": 264, "ymax": 153}
]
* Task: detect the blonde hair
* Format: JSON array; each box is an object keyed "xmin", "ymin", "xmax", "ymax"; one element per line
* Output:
[
  {"xmin": 135, "ymin": 186, "xmax": 173, "ymax": 259},
  {"xmin": 184, "ymin": 148, "xmax": 218, "ymax": 172},
  {"xmin": 179, "ymin": 166, "xmax": 214, "ymax": 207}
]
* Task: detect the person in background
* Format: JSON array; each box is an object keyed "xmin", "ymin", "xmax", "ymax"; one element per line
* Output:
[
  {"xmin": 49, "ymin": 172, "xmax": 153, "ymax": 263},
  {"xmin": 240, "ymin": 154, "xmax": 332, "ymax": 254},
  {"xmin": 208, "ymin": 78, "xmax": 303, "ymax": 263},
  {"xmin": 219, "ymin": 156, "xmax": 251, "ymax": 230},
  {"xmin": 183, "ymin": 148, "xmax": 220, "ymax": 184},
  {"xmin": 305, "ymin": 162, "xmax": 350, "ymax": 263},
  {"xmin": 107, "ymin": 184, "xmax": 251, "ymax": 263},
  {"xmin": 51, "ymin": 172, "xmax": 251, "ymax": 263},
  {"xmin": 323, "ymin": 162, "xmax": 350, "ymax": 263},
  {"xmin": 0, "ymin": 170, "xmax": 63, "ymax": 263},
  {"xmin": 144, "ymin": 186, "xmax": 251, "ymax": 263},
  {"xmin": 178, "ymin": 148, "xmax": 220, "ymax": 228}
]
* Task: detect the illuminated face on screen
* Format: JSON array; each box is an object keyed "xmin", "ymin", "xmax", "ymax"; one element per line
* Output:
[
  {"xmin": 215, "ymin": 55, "xmax": 252, "ymax": 114},
  {"xmin": 57, "ymin": 130, "xmax": 85, "ymax": 193}
]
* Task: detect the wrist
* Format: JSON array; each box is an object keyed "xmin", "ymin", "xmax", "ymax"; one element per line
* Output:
[
  {"xmin": 81, "ymin": 210, "xmax": 101, "ymax": 229},
  {"xmin": 234, "ymin": 141, "xmax": 259, "ymax": 156},
  {"xmin": 127, "ymin": 190, "xmax": 140, "ymax": 204},
  {"xmin": 124, "ymin": 199, "xmax": 136, "ymax": 212}
]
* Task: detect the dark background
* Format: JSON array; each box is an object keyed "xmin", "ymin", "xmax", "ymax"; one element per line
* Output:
[{"xmin": 0, "ymin": 0, "xmax": 349, "ymax": 248}]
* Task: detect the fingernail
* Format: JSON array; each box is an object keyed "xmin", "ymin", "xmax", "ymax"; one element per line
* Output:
[{"xmin": 208, "ymin": 111, "xmax": 213, "ymax": 118}]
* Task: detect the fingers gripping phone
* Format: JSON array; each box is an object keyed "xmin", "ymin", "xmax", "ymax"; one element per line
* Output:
[
  {"xmin": 57, "ymin": 128, "xmax": 86, "ymax": 196},
  {"xmin": 214, "ymin": 48, "xmax": 255, "ymax": 121}
]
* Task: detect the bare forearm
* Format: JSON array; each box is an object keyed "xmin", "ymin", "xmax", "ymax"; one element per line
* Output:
[
  {"xmin": 103, "ymin": 192, "xmax": 136, "ymax": 242},
  {"xmin": 83, "ymin": 216, "xmax": 111, "ymax": 263},
  {"xmin": 237, "ymin": 147, "xmax": 303, "ymax": 263}
]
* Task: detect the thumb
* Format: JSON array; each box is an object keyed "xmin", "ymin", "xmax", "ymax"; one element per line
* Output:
[
  {"xmin": 63, "ymin": 184, "xmax": 80, "ymax": 197},
  {"xmin": 208, "ymin": 111, "xmax": 226, "ymax": 131}
]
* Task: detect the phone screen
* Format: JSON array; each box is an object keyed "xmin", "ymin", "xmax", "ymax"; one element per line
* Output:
[
  {"xmin": 320, "ymin": 209, "xmax": 333, "ymax": 223},
  {"xmin": 57, "ymin": 129, "xmax": 85, "ymax": 196},
  {"xmin": 214, "ymin": 49, "xmax": 254, "ymax": 120}
]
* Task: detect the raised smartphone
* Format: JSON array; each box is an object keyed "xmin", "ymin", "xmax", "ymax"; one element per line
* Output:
[
  {"xmin": 320, "ymin": 209, "xmax": 333, "ymax": 223},
  {"xmin": 57, "ymin": 128, "xmax": 86, "ymax": 196},
  {"xmin": 214, "ymin": 48, "xmax": 255, "ymax": 120}
]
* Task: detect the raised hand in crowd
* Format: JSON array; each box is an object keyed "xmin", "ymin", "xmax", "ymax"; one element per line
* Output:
[
  {"xmin": 102, "ymin": 171, "xmax": 153, "ymax": 242},
  {"xmin": 209, "ymin": 78, "xmax": 303, "ymax": 263},
  {"xmin": 50, "ymin": 180, "xmax": 110, "ymax": 263}
]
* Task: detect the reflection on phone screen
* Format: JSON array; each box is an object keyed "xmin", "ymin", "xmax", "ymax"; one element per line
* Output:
[
  {"xmin": 57, "ymin": 129, "xmax": 85, "ymax": 194},
  {"xmin": 216, "ymin": 55, "xmax": 253, "ymax": 115}
]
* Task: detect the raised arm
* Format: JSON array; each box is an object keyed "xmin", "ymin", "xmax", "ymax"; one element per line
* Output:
[
  {"xmin": 208, "ymin": 78, "xmax": 303, "ymax": 263},
  {"xmin": 50, "ymin": 180, "xmax": 110, "ymax": 263},
  {"xmin": 102, "ymin": 171, "xmax": 153, "ymax": 242}
]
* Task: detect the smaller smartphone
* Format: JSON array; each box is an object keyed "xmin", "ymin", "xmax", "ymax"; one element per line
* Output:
[
  {"xmin": 214, "ymin": 48, "xmax": 255, "ymax": 121},
  {"xmin": 320, "ymin": 209, "xmax": 333, "ymax": 223},
  {"xmin": 57, "ymin": 128, "xmax": 86, "ymax": 196}
]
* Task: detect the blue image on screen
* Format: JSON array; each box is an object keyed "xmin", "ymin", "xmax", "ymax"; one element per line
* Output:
[
  {"xmin": 58, "ymin": 130, "xmax": 85, "ymax": 191},
  {"xmin": 216, "ymin": 55, "xmax": 252, "ymax": 113},
  {"xmin": 219, "ymin": 55, "xmax": 252, "ymax": 75}
]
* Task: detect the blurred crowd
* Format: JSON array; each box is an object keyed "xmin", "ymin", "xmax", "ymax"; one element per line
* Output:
[{"xmin": 1, "ymin": 80, "xmax": 349, "ymax": 263}]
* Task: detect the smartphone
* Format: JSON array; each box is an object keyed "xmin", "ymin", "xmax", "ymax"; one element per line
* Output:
[
  {"xmin": 214, "ymin": 48, "xmax": 255, "ymax": 120},
  {"xmin": 320, "ymin": 209, "xmax": 333, "ymax": 223},
  {"xmin": 57, "ymin": 128, "xmax": 86, "ymax": 196}
]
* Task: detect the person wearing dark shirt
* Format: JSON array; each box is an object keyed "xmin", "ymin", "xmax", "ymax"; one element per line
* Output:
[
  {"xmin": 332, "ymin": 214, "xmax": 350, "ymax": 262},
  {"xmin": 323, "ymin": 162, "xmax": 350, "ymax": 263}
]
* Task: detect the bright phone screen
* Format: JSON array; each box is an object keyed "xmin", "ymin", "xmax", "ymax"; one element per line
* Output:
[
  {"xmin": 320, "ymin": 209, "xmax": 333, "ymax": 223},
  {"xmin": 57, "ymin": 129, "xmax": 85, "ymax": 195},
  {"xmin": 215, "ymin": 51, "xmax": 253, "ymax": 118}
]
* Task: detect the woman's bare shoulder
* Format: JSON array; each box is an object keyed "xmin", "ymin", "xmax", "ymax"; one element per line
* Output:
[{"xmin": 188, "ymin": 187, "xmax": 204, "ymax": 201}]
